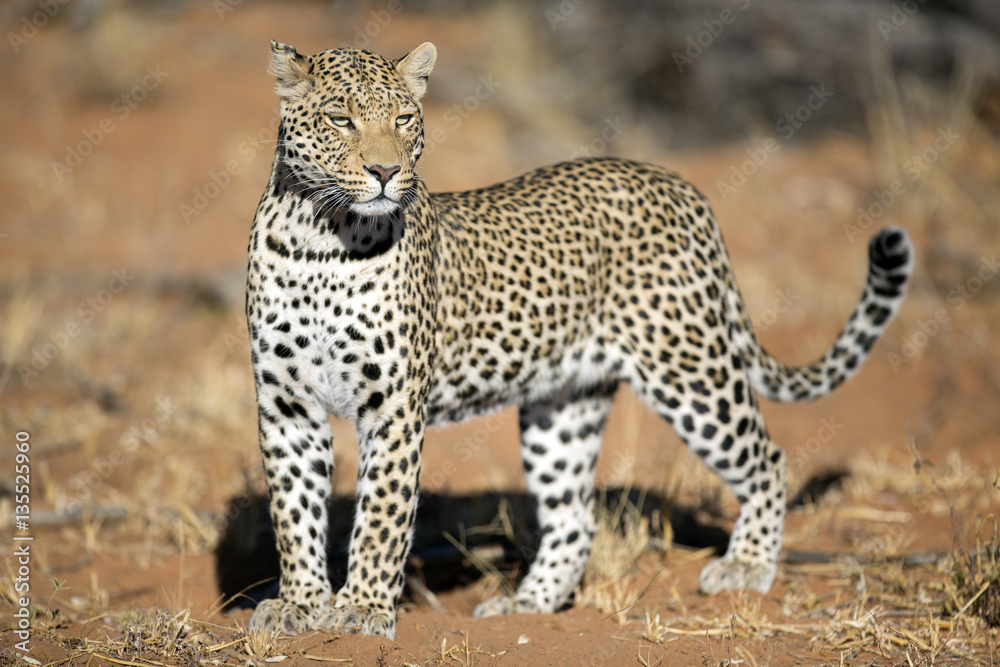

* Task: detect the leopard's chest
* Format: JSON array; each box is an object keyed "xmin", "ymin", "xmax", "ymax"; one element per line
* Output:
[
  {"xmin": 252, "ymin": 241, "xmax": 412, "ymax": 411},
  {"xmin": 315, "ymin": 287, "xmax": 405, "ymax": 419}
]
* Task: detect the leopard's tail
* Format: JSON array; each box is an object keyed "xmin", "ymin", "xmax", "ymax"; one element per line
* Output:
[{"xmin": 727, "ymin": 227, "xmax": 914, "ymax": 402}]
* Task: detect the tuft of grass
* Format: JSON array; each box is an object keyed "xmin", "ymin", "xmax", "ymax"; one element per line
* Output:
[
  {"xmin": 118, "ymin": 607, "xmax": 192, "ymax": 657},
  {"xmin": 576, "ymin": 491, "xmax": 652, "ymax": 626},
  {"xmin": 642, "ymin": 610, "xmax": 669, "ymax": 645},
  {"xmin": 238, "ymin": 619, "xmax": 283, "ymax": 660},
  {"xmin": 947, "ymin": 514, "xmax": 1000, "ymax": 628},
  {"xmin": 0, "ymin": 287, "xmax": 46, "ymax": 394},
  {"xmin": 908, "ymin": 435, "xmax": 1000, "ymax": 630},
  {"xmin": 585, "ymin": 490, "xmax": 651, "ymax": 584},
  {"xmin": 581, "ymin": 578, "xmax": 635, "ymax": 628},
  {"xmin": 29, "ymin": 604, "xmax": 232, "ymax": 665}
]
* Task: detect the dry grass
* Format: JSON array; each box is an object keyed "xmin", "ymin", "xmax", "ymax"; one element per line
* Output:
[
  {"xmin": 575, "ymin": 490, "xmax": 654, "ymax": 627},
  {"xmin": 945, "ymin": 514, "xmax": 1000, "ymax": 629},
  {"xmin": 642, "ymin": 610, "xmax": 670, "ymax": 645},
  {"xmin": 605, "ymin": 445, "xmax": 1000, "ymax": 664},
  {"xmin": 34, "ymin": 615, "xmax": 283, "ymax": 666},
  {"xmin": 586, "ymin": 491, "xmax": 653, "ymax": 584},
  {"xmin": 790, "ymin": 450, "xmax": 998, "ymax": 663},
  {"xmin": 866, "ymin": 25, "xmax": 999, "ymax": 241},
  {"xmin": 240, "ymin": 619, "xmax": 284, "ymax": 660},
  {"xmin": 634, "ymin": 572, "xmax": 996, "ymax": 663},
  {"xmin": 11, "ymin": 578, "xmax": 290, "ymax": 666}
]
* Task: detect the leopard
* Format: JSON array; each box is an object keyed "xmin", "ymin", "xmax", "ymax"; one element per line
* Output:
[{"xmin": 244, "ymin": 40, "xmax": 913, "ymax": 640}]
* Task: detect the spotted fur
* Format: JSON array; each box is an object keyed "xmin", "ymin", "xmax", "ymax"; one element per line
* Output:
[{"xmin": 245, "ymin": 41, "xmax": 913, "ymax": 639}]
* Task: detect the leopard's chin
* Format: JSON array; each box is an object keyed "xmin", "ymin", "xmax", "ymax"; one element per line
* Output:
[{"xmin": 351, "ymin": 195, "xmax": 400, "ymax": 218}]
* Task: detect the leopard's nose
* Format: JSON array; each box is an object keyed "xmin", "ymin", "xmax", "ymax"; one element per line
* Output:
[{"xmin": 365, "ymin": 164, "xmax": 400, "ymax": 187}]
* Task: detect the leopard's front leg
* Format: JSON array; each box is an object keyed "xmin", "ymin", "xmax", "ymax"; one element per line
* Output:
[
  {"xmin": 247, "ymin": 381, "xmax": 336, "ymax": 635},
  {"xmin": 321, "ymin": 391, "xmax": 426, "ymax": 640}
]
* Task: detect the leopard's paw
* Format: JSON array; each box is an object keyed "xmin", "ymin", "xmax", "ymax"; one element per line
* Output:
[
  {"xmin": 699, "ymin": 556, "xmax": 776, "ymax": 595},
  {"xmin": 317, "ymin": 604, "xmax": 396, "ymax": 639},
  {"xmin": 248, "ymin": 598, "xmax": 318, "ymax": 635},
  {"xmin": 473, "ymin": 595, "xmax": 542, "ymax": 618}
]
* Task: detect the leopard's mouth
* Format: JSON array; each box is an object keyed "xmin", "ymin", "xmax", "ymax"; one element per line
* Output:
[{"xmin": 351, "ymin": 194, "xmax": 400, "ymax": 217}]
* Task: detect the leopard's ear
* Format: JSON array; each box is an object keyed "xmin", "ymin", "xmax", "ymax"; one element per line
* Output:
[
  {"xmin": 269, "ymin": 40, "xmax": 313, "ymax": 99},
  {"xmin": 396, "ymin": 42, "xmax": 437, "ymax": 101}
]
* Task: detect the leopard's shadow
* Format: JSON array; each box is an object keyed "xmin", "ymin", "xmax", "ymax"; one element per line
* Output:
[{"xmin": 214, "ymin": 487, "xmax": 731, "ymax": 610}]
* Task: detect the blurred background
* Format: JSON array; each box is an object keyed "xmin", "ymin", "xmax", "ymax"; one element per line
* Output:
[{"xmin": 0, "ymin": 0, "xmax": 998, "ymax": 622}]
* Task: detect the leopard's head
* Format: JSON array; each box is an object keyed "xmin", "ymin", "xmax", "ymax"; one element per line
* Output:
[{"xmin": 269, "ymin": 41, "xmax": 436, "ymax": 218}]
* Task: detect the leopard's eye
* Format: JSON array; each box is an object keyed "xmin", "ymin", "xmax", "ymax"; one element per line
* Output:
[
  {"xmin": 326, "ymin": 115, "xmax": 353, "ymax": 129},
  {"xmin": 395, "ymin": 114, "xmax": 414, "ymax": 127}
]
